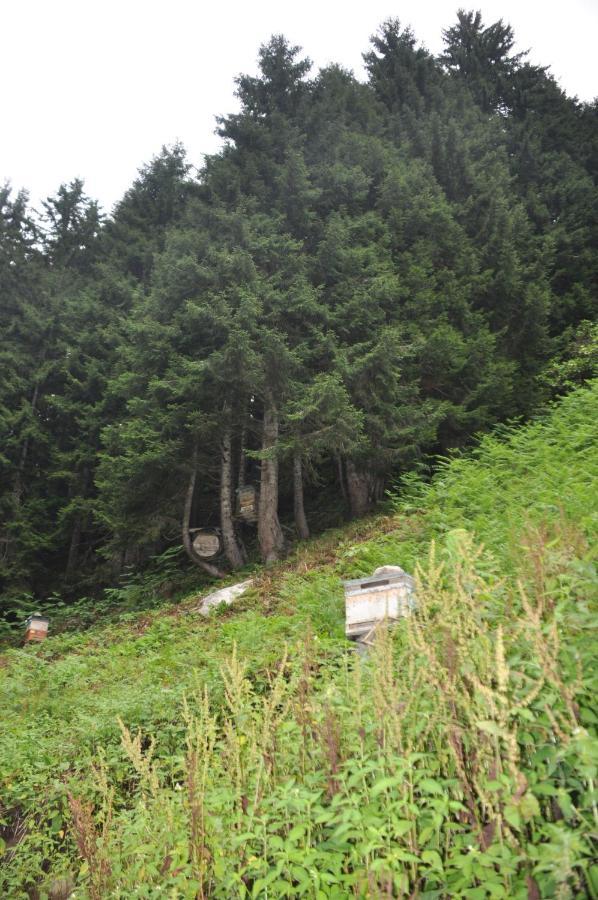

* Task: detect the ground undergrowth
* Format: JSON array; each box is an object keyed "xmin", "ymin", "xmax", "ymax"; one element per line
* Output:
[{"xmin": 0, "ymin": 383, "xmax": 596, "ymax": 898}]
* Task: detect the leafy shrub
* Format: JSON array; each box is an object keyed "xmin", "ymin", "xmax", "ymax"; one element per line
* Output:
[{"xmin": 55, "ymin": 536, "xmax": 598, "ymax": 897}]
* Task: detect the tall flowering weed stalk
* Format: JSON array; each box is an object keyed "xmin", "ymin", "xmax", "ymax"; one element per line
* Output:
[{"xmin": 63, "ymin": 525, "xmax": 597, "ymax": 898}]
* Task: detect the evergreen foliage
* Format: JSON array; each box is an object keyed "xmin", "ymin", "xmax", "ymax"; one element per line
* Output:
[{"xmin": 1, "ymin": 11, "xmax": 597, "ymax": 608}]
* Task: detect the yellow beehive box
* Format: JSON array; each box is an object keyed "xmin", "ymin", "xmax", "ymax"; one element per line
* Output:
[{"xmin": 24, "ymin": 613, "xmax": 50, "ymax": 643}]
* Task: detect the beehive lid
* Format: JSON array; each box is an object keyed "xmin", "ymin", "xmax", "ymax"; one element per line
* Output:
[
  {"xmin": 343, "ymin": 565, "xmax": 414, "ymax": 596},
  {"xmin": 25, "ymin": 613, "xmax": 50, "ymax": 627}
]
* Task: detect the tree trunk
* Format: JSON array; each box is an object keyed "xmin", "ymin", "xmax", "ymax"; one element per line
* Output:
[
  {"xmin": 65, "ymin": 468, "xmax": 90, "ymax": 582},
  {"xmin": 1, "ymin": 380, "xmax": 41, "ymax": 569},
  {"xmin": 345, "ymin": 460, "xmax": 374, "ymax": 518},
  {"xmin": 293, "ymin": 453, "xmax": 310, "ymax": 540},
  {"xmin": 336, "ymin": 453, "xmax": 347, "ymax": 502},
  {"xmin": 220, "ymin": 424, "xmax": 246, "ymax": 569},
  {"xmin": 13, "ymin": 380, "xmax": 40, "ymax": 507},
  {"xmin": 109, "ymin": 542, "xmax": 125, "ymax": 580},
  {"xmin": 183, "ymin": 442, "xmax": 225, "ymax": 578},
  {"xmin": 65, "ymin": 514, "xmax": 84, "ymax": 582},
  {"xmin": 257, "ymin": 393, "xmax": 285, "ymax": 564},
  {"xmin": 237, "ymin": 422, "xmax": 247, "ymax": 491}
]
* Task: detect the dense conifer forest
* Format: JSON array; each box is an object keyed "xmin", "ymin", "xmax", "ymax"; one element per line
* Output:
[
  {"xmin": 1, "ymin": 11, "xmax": 597, "ymax": 616},
  {"xmin": 1, "ymin": 12, "xmax": 598, "ymax": 896}
]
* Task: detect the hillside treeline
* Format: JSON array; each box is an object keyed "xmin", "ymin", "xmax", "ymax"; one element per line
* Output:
[{"xmin": 1, "ymin": 11, "xmax": 597, "ymax": 603}]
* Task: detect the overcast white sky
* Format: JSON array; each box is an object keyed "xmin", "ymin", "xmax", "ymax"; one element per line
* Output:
[{"xmin": 2, "ymin": 0, "xmax": 597, "ymax": 214}]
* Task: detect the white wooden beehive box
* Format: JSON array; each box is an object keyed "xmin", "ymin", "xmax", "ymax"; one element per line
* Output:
[{"xmin": 343, "ymin": 566, "xmax": 416, "ymax": 640}]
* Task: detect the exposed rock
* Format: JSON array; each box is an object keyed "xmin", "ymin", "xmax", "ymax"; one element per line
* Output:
[{"xmin": 193, "ymin": 579, "xmax": 253, "ymax": 616}]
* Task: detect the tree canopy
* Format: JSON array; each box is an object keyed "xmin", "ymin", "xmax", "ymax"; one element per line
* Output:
[{"xmin": 1, "ymin": 12, "xmax": 596, "ymax": 608}]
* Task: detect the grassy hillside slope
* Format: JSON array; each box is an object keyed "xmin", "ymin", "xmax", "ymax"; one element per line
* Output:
[{"xmin": 1, "ymin": 383, "xmax": 597, "ymax": 899}]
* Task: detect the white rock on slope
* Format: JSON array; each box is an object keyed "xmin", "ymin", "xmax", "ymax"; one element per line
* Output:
[{"xmin": 194, "ymin": 579, "xmax": 253, "ymax": 616}]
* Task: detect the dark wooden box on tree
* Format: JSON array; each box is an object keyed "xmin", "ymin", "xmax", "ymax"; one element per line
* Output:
[
  {"xmin": 236, "ymin": 485, "xmax": 257, "ymax": 522},
  {"xmin": 343, "ymin": 566, "xmax": 415, "ymax": 641}
]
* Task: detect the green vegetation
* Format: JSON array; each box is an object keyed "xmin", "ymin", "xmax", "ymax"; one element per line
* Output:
[
  {"xmin": 2, "ymin": 7, "xmax": 597, "ymax": 896},
  {"xmin": 2, "ymin": 10, "xmax": 598, "ymax": 608},
  {"xmin": 1, "ymin": 383, "xmax": 596, "ymax": 897}
]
